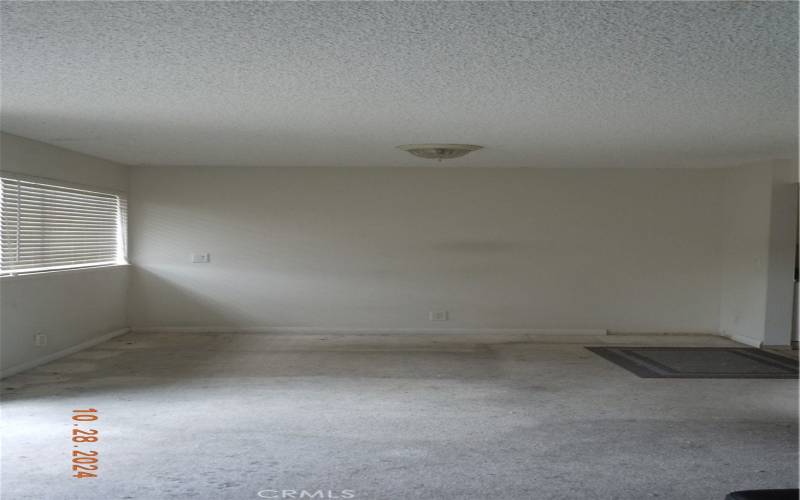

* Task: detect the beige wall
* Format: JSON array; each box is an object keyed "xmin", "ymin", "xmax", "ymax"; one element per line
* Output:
[
  {"xmin": 128, "ymin": 166, "xmax": 726, "ymax": 333},
  {"xmin": 0, "ymin": 133, "xmax": 130, "ymax": 374}
]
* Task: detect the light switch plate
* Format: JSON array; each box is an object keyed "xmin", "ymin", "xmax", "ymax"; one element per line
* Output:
[{"xmin": 191, "ymin": 253, "xmax": 211, "ymax": 263}]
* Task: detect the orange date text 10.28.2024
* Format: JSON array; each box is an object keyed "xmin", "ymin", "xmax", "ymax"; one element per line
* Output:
[{"xmin": 72, "ymin": 408, "xmax": 99, "ymax": 479}]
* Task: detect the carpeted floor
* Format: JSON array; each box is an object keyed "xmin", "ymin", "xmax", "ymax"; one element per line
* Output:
[{"xmin": 1, "ymin": 332, "xmax": 798, "ymax": 500}]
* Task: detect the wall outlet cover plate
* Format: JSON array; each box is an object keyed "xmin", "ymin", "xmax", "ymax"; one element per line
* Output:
[{"xmin": 191, "ymin": 253, "xmax": 211, "ymax": 263}]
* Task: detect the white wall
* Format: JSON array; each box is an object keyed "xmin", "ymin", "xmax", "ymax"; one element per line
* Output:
[
  {"xmin": 719, "ymin": 161, "xmax": 799, "ymax": 346},
  {"xmin": 128, "ymin": 166, "xmax": 726, "ymax": 333},
  {"xmin": 763, "ymin": 163, "xmax": 799, "ymax": 345},
  {"xmin": 718, "ymin": 165, "xmax": 773, "ymax": 346},
  {"xmin": 0, "ymin": 133, "xmax": 130, "ymax": 374},
  {"xmin": 2, "ymin": 132, "xmax": 793, "ymax": 361}
]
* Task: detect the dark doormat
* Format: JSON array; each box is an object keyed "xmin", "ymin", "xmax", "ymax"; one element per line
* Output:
[{"xmin": 586, "ymin": 347, "xmax": 798, "ymax": 379}]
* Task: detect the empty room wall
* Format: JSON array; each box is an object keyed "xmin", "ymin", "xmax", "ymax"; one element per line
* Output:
[
  {"xmin": 764, "ymin": 162, "xmax": 798, "ymax": 345},
  {"xmin": 719, "ymin": 160, "xmax": 799, "ymax": 346},
  {"xmin": 0, "ymin": 133, "xmax": 130, "ymax": 375},
  {"xmin": 128, "ymin": 166, "xmax": 726, "ymax": 334},
  {"xmin": 718, "ymin": 165, "xmax": 772, "ymax": 346}
]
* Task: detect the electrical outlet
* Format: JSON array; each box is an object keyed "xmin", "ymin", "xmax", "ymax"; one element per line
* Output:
[
  {"xmin": 191, "ymin": 252, "xmax": 211, "ymax": 263},
  {"xmin": 429, "ymin": 311, "xmax": 449, "ymax": 321},
  {"xmin": 34, "ymin": 332, "xmax": 47, "ymax": 347}
]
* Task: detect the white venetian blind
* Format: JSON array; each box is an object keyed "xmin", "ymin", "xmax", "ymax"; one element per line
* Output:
[{"xmin": 0, "ymin": 175, "xmax": 127, "ymax": 274}]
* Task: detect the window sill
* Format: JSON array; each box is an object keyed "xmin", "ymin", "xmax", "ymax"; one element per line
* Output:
[{"xmin": 0, "ymin": 263, "xmax": 130, "ymax": 282}]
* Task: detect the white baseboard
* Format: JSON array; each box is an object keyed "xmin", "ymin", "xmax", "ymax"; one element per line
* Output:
[
  {"xmin": 130, "ymin": 326, "xmax": 607, "ymax": 336},
  {"xmin": 607, "ymin": 331, "xmax": 720, "ymax": 336},
  {"xmin": 721, "ymin": 333, "xmax": 762, "ymax": 348},
  {"xmin": 1, "ymin": 328, "xmax": 130, "ymax": 379}
]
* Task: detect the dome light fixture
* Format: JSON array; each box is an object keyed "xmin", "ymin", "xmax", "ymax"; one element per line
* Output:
[{"xmin": 397, "ymin": 143, "xmax": 482, "ymax": 161}]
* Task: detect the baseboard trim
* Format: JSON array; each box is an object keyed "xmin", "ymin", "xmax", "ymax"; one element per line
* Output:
[
  {"xmin": 0, "ymin": 327, "xmax": 130, "ymax": 379},
  {"xmin": 607, "ymin": 331, "xmax": 720, "ymax": 336},
  {"xmin": 721, "ymin": 333, "xmax": 762, "ymax": 348},
  {"xmin": 130, "ymin": 326, "xmax": 608, "ymax": 336}
]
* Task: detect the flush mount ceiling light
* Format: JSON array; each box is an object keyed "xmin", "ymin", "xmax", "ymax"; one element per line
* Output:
[{"xmin": 397, "ymin": 144, "xmax": 483, "ymax": 161}]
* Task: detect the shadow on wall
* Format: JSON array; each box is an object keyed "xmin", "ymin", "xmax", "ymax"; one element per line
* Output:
[{"xmin": 128, "ymin": 266, "xmax": 247, "ymax": 330}]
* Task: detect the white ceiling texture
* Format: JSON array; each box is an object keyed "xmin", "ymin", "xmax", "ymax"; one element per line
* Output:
[{"xmin": 1, "ymin": 1, "xmax": 797, "ymax": 168}]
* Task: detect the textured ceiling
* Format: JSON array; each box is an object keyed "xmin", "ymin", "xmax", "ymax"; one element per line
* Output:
[{"xmin": 1, "ymin": 1, "xmax": 797, "ymax": 168}]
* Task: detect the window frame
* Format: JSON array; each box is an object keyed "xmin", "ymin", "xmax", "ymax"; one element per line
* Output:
[{"xmin": 0, "ymin": 171, "xmax": 128, "ymax": 277}]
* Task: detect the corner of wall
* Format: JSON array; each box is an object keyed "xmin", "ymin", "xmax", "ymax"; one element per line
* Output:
[
  {"xmin": 0, "ymin": 133, "xmax": 134, "ymax": 374},
  {"xmin": 717, "ymin": 163, "xmax": 773, "ymax": 345}
]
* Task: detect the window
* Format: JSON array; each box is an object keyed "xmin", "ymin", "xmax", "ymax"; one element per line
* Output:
[{"xmin": 0, "ymin": 174, "xmax": 127, "ymax": 275}]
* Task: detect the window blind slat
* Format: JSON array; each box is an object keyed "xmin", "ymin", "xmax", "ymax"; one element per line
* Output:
[
  {"xmin": 4, "ymin": 247, "xmax": 119, "ymax": 256},
  {"xmin": 5, "ymin": 255, "xmax": 118, "ymax": 264},
  {"xmin": 8, "ymin": 194, "xmax": 117, "ymax": 210},
  {"xmin": 13, "ymin": 233, "xmax": 120, "ymax": 239},
  {"xmin": 14, "ymin": 196, "xmax": 119, "ymax": 211},
  {"xmin": 4, "ymin": 251, "xmax": 118, "ymax": 262},
  {"xmin": 15, "ymin": 188, "xmax": 118, "ymax": 200},
  {"xmin": 12, "ymin": 202, "xmax": 119, "ymax": 214},
  {"xmin": 4, "ymin": 241, "xmax": 118, "ymax": 247},
  {"xmin": 6, "ymin": 254, "xmax": 118, "ymax": 264},
  {"xmin": 10, "ymin": 195, "xmax": 118, "ymax": 207},
  {"xmin": 5, "ymin": 217, "xmax": 119, "ymax": 226},
  {"xmin": 2, "ymin": 259, "xmax": 118, "ymax": 269},
  {"xmin": 6, "ymin": 244, "xmax": 119, "ymax": 251},
  {"xmin": 15, "ymin": 183, "xmax": 118, "ymax": 200},
  {"xmin": 5, "ymin": 214, "xmax": 118, "ymax": 223},
  {"xmin": 2, "ymin": 248, "xmax": 119, "ymax": 260}
]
